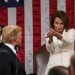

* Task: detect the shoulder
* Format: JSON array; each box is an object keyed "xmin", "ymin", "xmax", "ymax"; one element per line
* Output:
[
  {"xmin": 0, "ymin": 44, "xmax": 12, "ymax": 56},
  {"xmin": 67, "ymin": 28, "xmax": 75, "ymax": 36},
  {"xmin": 62, "ymin": 28, "xmax": 75, "ymax": 42},
  {"xmin": 68, "ymin": 28, "xmax": 75, "ymax": 32},
  {"xmin": 0, "ymin": 45, "xmax": 12, "ymax": 62},
  {"xmin": 63, "ymin": 28, "xmax": 75, "ymax": 34},
  {"xmin": 0, "ymin": 44, "xmax": 11, "ymax": 50}
]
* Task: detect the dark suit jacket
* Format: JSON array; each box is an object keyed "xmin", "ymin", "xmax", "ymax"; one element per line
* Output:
[{"xmin": 0, "ymin": 44, "xmax": 26, "ymax": 75}]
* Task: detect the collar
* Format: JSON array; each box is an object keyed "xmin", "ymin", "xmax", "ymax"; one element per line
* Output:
[{"xmin": 5, "ymin": 43, "xmax": 16, "ymax": 55}]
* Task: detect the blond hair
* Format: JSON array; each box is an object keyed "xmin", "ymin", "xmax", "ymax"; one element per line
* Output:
[{"xmin": 2, "ymin": 25, "xmax": 22, "ymax": 43}]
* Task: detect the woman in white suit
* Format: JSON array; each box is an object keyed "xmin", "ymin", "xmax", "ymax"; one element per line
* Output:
[{"xmin": 45, "ymin": 10, "xmax": 75, "ymax": 75}]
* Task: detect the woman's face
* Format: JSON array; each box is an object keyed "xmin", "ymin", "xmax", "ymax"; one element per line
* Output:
[{"xmin": 53, "ymin": 17, "xmax": 64, "ymax": 33}]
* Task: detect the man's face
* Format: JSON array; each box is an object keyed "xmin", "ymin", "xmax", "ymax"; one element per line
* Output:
[
  {"xmin": 16, "ymin": 31, "xmax": 22, "ymax": 47},
  {"xmin": 53, "ymin": 17, "xmax": 64, "ymax": 34}
]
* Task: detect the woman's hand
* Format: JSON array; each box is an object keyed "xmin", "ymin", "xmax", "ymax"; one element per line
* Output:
[
  {"xmin": 46, "ymin": 28, "xmax": 55, "ymax": 38},
  {"xmin": 54, "ymin": 31, "xmax": 62, "ymax": 40},
  {"xmin": 46, "ymin": 28, "xmax": 62, "ymax": 40},
  {"xmin": 46, "ymin": 28, "xmax": 55, "ymax": 43}
]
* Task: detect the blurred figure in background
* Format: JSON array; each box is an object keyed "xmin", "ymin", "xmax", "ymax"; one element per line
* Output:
[{"xmin": 47, "ymin": 66, "xmax": 69, "ymax": 75}]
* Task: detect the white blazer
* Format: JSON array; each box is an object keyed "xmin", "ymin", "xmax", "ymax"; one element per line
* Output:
[{"xmin": 45, "ymin": 29, "xmax": 75, "ymax": 75}]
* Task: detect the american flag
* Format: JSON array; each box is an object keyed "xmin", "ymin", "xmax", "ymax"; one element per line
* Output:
[{"xmin": 0, "ymin": 0, "xmax": 74, "ymax": 74}]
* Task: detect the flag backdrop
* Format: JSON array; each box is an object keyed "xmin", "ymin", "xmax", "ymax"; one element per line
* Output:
[{"xmin": 0, "ymin": 0, "xmax": 74, "ymax": 74}]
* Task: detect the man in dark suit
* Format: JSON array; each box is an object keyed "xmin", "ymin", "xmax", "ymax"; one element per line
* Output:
[{"xmin": 0, "ymin": 25, "xmax": 26, "ymax": 75}]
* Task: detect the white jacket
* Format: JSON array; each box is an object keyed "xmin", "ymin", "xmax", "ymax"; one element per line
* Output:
[{"xmin": 45, "ymin": 29, "xmax": 75, "ymax": 75}]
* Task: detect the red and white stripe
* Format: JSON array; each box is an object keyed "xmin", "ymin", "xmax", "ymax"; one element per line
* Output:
[{"xmin": 0, "ymin": 0, "xmax": 74, "ymax": 74}]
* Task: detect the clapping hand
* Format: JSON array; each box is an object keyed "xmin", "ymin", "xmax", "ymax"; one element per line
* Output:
[
  {"xmin": 46, "ymin": 28, "xmax": 55, "ymax": 38},
  {"xmin": 46, "ymin": 28, "xmax": 62, "ymax": 42}
]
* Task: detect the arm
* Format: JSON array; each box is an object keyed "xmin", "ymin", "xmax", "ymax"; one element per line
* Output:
[
  {"xmin": 46, "ymin": 28, "xmax": 57, "ymax": 52},
  {"xmin": 61, "ymin": 29, "xmax": 75, "ymax": 43},
  {"xmin": 55, "ymin": 29, "xmax": 75, "ymax": 46},
  {"xmin": 46, "ymin": 37, "xmax": 56, "ymax": 53},
  {"xmin": 0, "ymin": 52, "xmax": 11, "ymax": 75}
]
